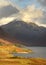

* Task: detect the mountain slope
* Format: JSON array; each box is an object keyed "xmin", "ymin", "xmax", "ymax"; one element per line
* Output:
[
  {"xmin": 0, "ymin": 27, "xmax": 32, "ymax": 58},
  {"xmin": 0, "ymin": 27, "xmax": 7, "ymax": 38},
  {"xmin": 1, "ymin": 20, "xmax": 46, "ymax": 46}
]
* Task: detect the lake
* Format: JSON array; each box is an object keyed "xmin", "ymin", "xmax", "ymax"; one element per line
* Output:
[{"xmin": 13, "ymin": 47, "xmax": 46, "ymax": 58}]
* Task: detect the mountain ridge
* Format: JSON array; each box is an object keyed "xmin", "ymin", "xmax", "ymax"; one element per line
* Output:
[{"xmin": 1, "ymin": 20, "xmax": 46, "ymax": 46}]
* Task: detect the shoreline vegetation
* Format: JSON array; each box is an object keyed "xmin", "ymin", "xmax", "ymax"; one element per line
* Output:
[
  {"xmin": 0, "ymin": 39, "xmax": 46, "ymax": 65},
  {"xmin": 0, "ymin": 38, "xmax": 32, "ymax": 58},
  {"xmin": 0, "ymin": 46, "xmax": 46, "ymax": 65},
  {"xmin": 0, "ymin": 45, "xmax": 32, "ymax": 58}
]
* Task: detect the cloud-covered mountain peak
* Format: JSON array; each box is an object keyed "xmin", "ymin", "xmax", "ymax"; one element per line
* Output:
[
  {"xmin": 0, "ymin": 0, "xmax": 20, "ymax": 26},
  {"xmin": 1, "ymin": 20, "xmax": 46, "ymax": 46}
]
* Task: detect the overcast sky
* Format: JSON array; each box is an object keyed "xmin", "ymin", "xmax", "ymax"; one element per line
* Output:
[{"xmin": 0, "ymin": 0, "xmax": 46, "ymax": 27}]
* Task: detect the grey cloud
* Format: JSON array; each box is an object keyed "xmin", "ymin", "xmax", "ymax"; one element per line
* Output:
[
  {"xmin": 0, "ymin": 5, "xmax": 19, "ymax": 19},
  {"xmin": 37, "ymin": 0, "xmax": 46, "ymax": 7},
  {"xmin": 31, "ymin": 10, "xmax": 46, "ymax": 25},
  {"xmin": 36, "ymin": 17, "xmax": 46, "ymax": 24},
  {"xmin": 18, "ymin": 0, "xmax": 23, "ymax": 1},
  {"xmin": 37, "ymin": 11, "xmax": 46, "ymax": 24}
]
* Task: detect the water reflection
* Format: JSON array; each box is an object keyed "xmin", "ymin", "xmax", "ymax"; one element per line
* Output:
[{"xmin": 13, "ymin": 47, "xmax": 46, "ymax": 58}]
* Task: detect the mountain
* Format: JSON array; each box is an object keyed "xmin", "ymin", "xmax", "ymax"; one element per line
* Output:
[
  {"xmin": 1, "ymin": 20, "xmax": 46, "ymax": 46},
  {"xmin": 0, "ymin": 27, "xmax": 32, "ymax": 58},
  {"xmin": 0, "ymin": 27, "xmax": 10, "ymax": 45},
  {"xmin": 0, "ymin": 26, "xmax": 24, "ymax": 47},
  {"xmin": 0, "ymin": 27, "xmax": 7, "ymax": 37}
]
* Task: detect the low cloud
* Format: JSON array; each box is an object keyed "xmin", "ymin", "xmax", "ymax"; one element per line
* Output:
[
  {"xmin": 19, "ymin": 5, "xmax": 42, "ymax": 22},
  {"xmin": 0, "ymin": 0, "xmax": 20, "ymax": 25},
  {"xmin": 0, "ymin": 0, "xmax": 19, "ymax": 19},
  {"xmin": 0, "ymin": 0, "xmax": 46, "ymax": 27},
  {"xmin": 37, "ymin": 0, "xmax": 46, "ymax": 7},
  {"xmin": 0, "ymin": 17, "xmax": 15, "ymax": 26},
  {"xmin": 0, "ymin": 5, "xmax": 19, "ymax": 18},
  {"xmin": 18, "ymin": 5, "xmax": 46, "ymax": 27},
  {"xmin": 0, "ymin": 0, "xmax": 9, "ymax": 8}
]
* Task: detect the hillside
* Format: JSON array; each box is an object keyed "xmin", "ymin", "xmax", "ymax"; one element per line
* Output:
[
  {"xmin": 0, "ymin": 27, "xmax": 32, "ymax": 58},
  {"xmin": 0, "ymin": 39, "xmax": 32, "ymax": 58},
  {"xmin": 1, "ymin": 20, "xmax": 46, "ymax": 46}
]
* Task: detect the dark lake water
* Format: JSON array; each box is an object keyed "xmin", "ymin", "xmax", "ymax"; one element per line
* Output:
[{"xmin": 13, "ymin": 47, "xmax": 46, "ymax": 58}]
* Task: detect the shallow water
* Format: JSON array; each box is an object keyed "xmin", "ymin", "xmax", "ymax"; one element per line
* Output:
[{"xmin": 13, "ymin": 47, "xmax": 46, "ymax": 58}]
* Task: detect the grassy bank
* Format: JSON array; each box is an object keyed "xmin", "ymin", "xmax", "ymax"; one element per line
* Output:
[{"xmin": 0, "ymin": 58, "xmax": 46, "ymax": 65}]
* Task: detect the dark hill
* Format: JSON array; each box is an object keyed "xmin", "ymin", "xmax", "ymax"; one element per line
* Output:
[{"xmin": 1, "ymin": 20, "xmax": 46, "ymax": 46}]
